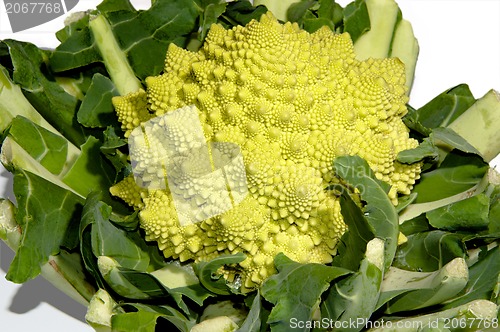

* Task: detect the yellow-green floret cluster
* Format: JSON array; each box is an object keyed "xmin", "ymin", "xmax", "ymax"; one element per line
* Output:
[{"xmin": 110, "ymin": 12, "xmax": 421, "ymax": 290}]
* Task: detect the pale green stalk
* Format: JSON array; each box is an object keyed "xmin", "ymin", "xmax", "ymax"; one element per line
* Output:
[
  {"xmin": 353, "ymin": 0, "xmax": 419, "ymax": 93},
  {"xmin": 379, "ymin": 257, "xmax": 469, "ymax": 313},
  {"xmin": 0, "ymin": 66, "xmax": 80, "ymax": 173},
  {"xmin": 89, "ymin": 15, "xmax": 142, "ymax": 96},
  {"xmin": 368, "ymin": 300, "xmax": 498, "ymax": 332},
  {"xmin": 447, "ymin": 89, "xmax": 500, "ymax": 162}
]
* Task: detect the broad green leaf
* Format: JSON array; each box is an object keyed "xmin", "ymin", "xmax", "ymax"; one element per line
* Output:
[
  {"xmin": 219, "ymin": 0, "xmax": 269, "ymax": 27},
  {"xmin": 111, "ymin": 311, "xmax": 162, "ymax": 332},
  {"xmin": 332, "ymin": 185, "xmax": 375, "ymax": 271},
  {"xmin": 397, "ymin": 127, "xmax": 482, "ymax": 165},
  {"xmin": 399, "ymin": 213, "xmax": 431, "ymax": 236},
  {"xmin": 380, "ymin": 258, "xmax": 468, "ymax": 314},
  {"xmin": 3, "ymin": 39, "xmax": 87, "ymax": 146},
  {"xmin": 333, "ymin": 155, "xmax": 399, "ymax": 270},
  {"xmin": 287, "ymin": 1, "xmax": 317, "ymax": 23},
  {"xmin": 51, "ymin": 26, "xmax": 102, "ymax": 72},
  {"xmin": 197, "ymin": 1, "xmax": 228, "ymax": 41},
  {"xmin": 343, "ymin": 0, "xmax": 371, "ymax": 42},
  {"xmin": 77, "ymin": 74, "xmax": 120, "ymax": 128},
  {"xmin": 82, "ymin": 192, "xmax": 150, "ymax": 271},
  {"xmin": 403, "ymin": 84, "xmax": 476, "ymax": 136},
  {"xmin": 112, "ymin": 303, "xmax": 195, "ymax": 332},
  {"xmin": 100, "ymin": 126, "xmax": 131, "ymax": 176},
  {"xmin": 426, "ymin": 193, "xmax": 490, "ymax": 231},
  {"xmin": 410, "ymin": 152, "xmax": 489, "ymax": 203},
  {"xmin": 317, "ymin": 0, "xmax": 343, "ymax": 25},
  {"xmin": 96, "ymin": 0, "xmax": 136, "ymax": 12},
  {"xmin": 443, "ymin": 246, "xmax": 500, "ymax": 309},
  {"xmin": 397, "ymin": 137, "xmax": 439, "ymax": 164},
  {"xmin": 51, "ymin": 0, "xmax": 200, "ymax": 80},
  {"xmin": 488, "ymin": 185, "xmax": 500, "ymax": 234},
  {"xmin": 55, "ymin": 11, "xmax": 91, "ymax": 43},
  {"xmin": 6, "ymin": 169, "xmax": 83, "ymax": 283},
  {"xmin": 62, "ymin": 136, "xmax": 118, "ymax": 207},
  {"xmin": 99, "ymin": 260, "xmax": 212, "ymax": 309},
  {"xmin": 236, "ymin": 292, "xmax": 262, "ymax": 332},
  {"xmin": 194, "ymin": 252, "xmax": 246, "ymax": 295},
  {"xmin": 261, "ymin": 253, "xmax": 350, "ymax": 332},
  {"xmin": 393, "ymin": 230, "xmax": 466, "ymax": 272},
  {"xmin": 322, "ymin": 238, "xmax": 384, "ymax": 330},
  {"xmin": 7, "ymin": 116, "xmax": 68, "ymax": 175},
  {"xmin": 432, "ymin": 127, "xmax": 482, "ymax": 156},
  {"xmin": 303, "ymin": 17, "xmax": 335, "ymax": 33}
]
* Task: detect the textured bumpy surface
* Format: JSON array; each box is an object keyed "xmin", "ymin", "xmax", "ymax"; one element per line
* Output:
[{"xmin": 110, "ymin": 12, "xmax": 421, "ymax": 290}]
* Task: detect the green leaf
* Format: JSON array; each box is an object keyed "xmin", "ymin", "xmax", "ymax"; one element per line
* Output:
[
  {"xmin": 397, "ymin": 137, "xmax": 439, "ymax": 164},
  {"xmin": 332, "ymin": 185, "xmax": 375, "ymax": 271},
  {"xmin": 62, "ymin": 136, "xmax": 117, "ymax": 203},
  {"xmin": 112, "ymin": 311, "xmax": 162, "ymax": 332},
  {"xmin": 236, "ymin": 292, "xmax": 262, "ymax": 332},
  {"xmin": 393, "ymin": 230, "xmax": 466, "ymax": 272},
  {"xmin": 7, "ymin": 116, "xmax": 68, "ymax": 175},
  {"xmin": 287, "ymin": 1, "xmax": 317, "ymax": 24},
  {"xmin": 333, "ymin": 155, "xmax": 399, "ymax": 270},
  {"xmin": 197, "ymin": 1, "xmax": 228, "ymax": 41},
  {"xmin": 194, "ymin": 252, "xmax": 246, "ymax": 295},
  {"xmin": 432, "ymin": 127, "xmax": 482, "ymax": 156},
  {"xmin": 411, "ymin": 152, "xmax": 489, "ymax": 203},
  {"xmin": 426, "ymin": 194, "xmax": 490, "ymax": 231},
  {"xmin": 96, "ymin": 0, "xmax": 136, "ymax": 12},
  {"xmin": 261, "ymin": 253, "xmax": 350, "ymax": 332},
  {"xmin": 6, "ymin": 169, "xmax": 83, "ymax": 283},
  {"xmin": 399, "ymin": 213, "xmax": 431, "ymax": 236},
  {"xmin": 112, "ymin": 303, "xmax": 195, "ymax": 332},
  {"xmin": 404, "ymin": 84, "xmax": 476, "ymax": 136},
  {"xmin": 219, "ymin": 0, "xmax": 269, "ymax": 27},
  {"xmin": 380, "ymin": 257, "xmax": 468, "ymax": 314},
  {"xmin": 343, "ymin": 0, "xmax": 371, "ymax": 42},
  {"xmin": 77, "ymin": 74, "xmax": 120, "ymax": 128},
  {"xmin": 82, "ymin": 192, "xmax": 150, "ymax": 271},
  {"xmin": 51, "ymin": 0, "xmax": 200, "ymax": 80},
  {"xmin": 322, "ymin": 238, "xmax": 385, "ymax": 330},
  {"xmin": 3, "ymin": 40, "xmax": 87, "ymax": 146}
]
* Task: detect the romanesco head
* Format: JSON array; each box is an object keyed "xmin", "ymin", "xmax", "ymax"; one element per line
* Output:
[{"xmin": 111, "ymin": 12, "xmax": 421, "ymax": 291}]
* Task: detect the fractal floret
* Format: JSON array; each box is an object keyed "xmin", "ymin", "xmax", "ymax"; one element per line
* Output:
[{"xmin": 110, "ymin": 12, "xmax": 421, "ymax": 290}]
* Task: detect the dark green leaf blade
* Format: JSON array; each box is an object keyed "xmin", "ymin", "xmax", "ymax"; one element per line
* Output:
[
  {"xmin": 7, "ymin": 116, "xmax": 68, "ymax": 175},
  {"xmin": 411, "ymin": 152, "xmax": 489, "ymax": 203},
  {"xmin": 403, "ymin": 84, "xmax": 476, "ymax": 136},
  {"xmin": 6, "ymin": 169, "xmax": 84, "ymax": 283},
  {"xmin": 4, "ymin": 40, "xmax": 87, "ymax": 146},
  {"xmin": 426, "ymin": 193, "xmax": 490, "ymax": 231},
  {"xmin": 77, "ymin": 73, "xmax": 120, "ymax": 128},
  {"xmin": 82, "ymin": 192, "xmax": 150, "ymax": 271},
  {"xmin": 261, "ymin": 253, "xmax": 350, "ymax": 332},
  {"xmin": 393, "ymin": 230, "xmax": 466, "ymax": 272},
  {"xmin": 333, "ymin": 155, "xmax": 399, "ymax": 270},
  {"xmin": 343, "ymin": 0, "xmax": 371, "ymax": 42}
]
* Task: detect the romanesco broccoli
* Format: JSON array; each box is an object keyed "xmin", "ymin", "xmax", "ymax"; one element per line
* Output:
[{"xmin": 110, "ymin": 12, "xmax": 421, "ymax": 290}]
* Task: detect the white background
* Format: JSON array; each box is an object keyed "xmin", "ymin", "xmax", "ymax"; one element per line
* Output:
[{"xmin": 1, "ymin": 0, "xmax": 499, "ymax": 331}]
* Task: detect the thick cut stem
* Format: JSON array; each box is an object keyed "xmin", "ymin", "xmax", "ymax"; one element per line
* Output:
[{"xmin": 89, "ymin": 15, "xmax": 142, "ymax": 96}]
